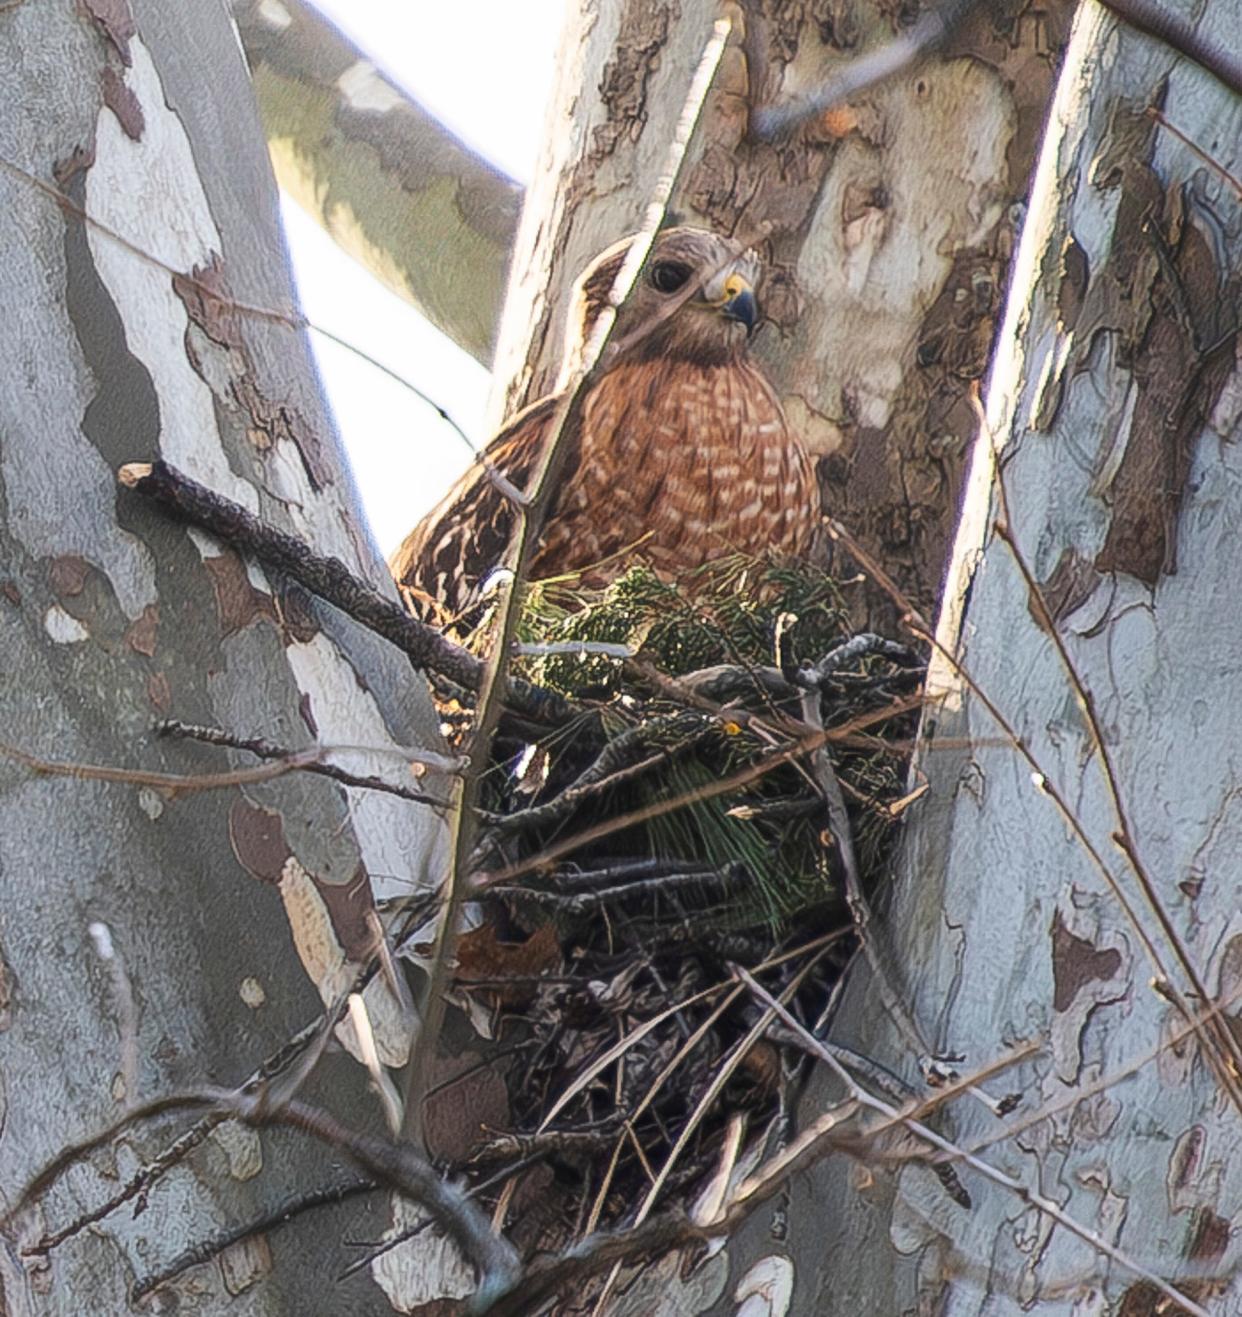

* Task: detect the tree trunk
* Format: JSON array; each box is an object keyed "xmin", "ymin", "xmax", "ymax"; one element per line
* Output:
[
  {"xmin": 0, "ymin": 2, "xmax": 450, "ymax": 1310},
  {"xmin": 490, "ymin": 0, "xmax": 1074, "ymax": 629},
  {"xmin": 726, "ymin": 4, "xmax": 1242, "ymax": 1313}
]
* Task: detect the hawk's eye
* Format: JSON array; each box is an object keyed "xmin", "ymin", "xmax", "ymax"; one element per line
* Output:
[{"xmin": 649, "ymin": 260, "xmax": 692, "ymax": 294}]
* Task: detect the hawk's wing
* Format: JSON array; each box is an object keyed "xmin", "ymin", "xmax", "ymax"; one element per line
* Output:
[{"xmin": 389, "ymin": 394, "xmax": 569, "ymax": 626}]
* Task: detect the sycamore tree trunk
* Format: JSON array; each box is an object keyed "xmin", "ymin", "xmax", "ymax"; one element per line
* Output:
[
  {"xmin": 0, "ymin": 2, "xmax": 451, "ymax": 1311},
  {"xmin": 736, "ymin": 4, "xmax": 1241, "ymax": 1314},
  {"xmin": 462, "ymin": 2, "xmax": 1240, "ymax": 1313},
  {"xmin": 491, "ymin": 0, "xmax": 1075, "ymax": 629}
]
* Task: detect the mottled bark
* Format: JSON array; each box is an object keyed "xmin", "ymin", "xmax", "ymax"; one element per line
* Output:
[
  {"xmin": 232, "ymin": 0, "xmax": 521, "ymax": 364},
  {"xmin": 491, "ymin": 0, "xmax": 1075, "ymax": 631},
  {"xmin": 0, "ymin": 2, "xmax": 451, "ymax": 1310},
  {"xmin": 730, "ymin": 4, "xmax": 1241, "ymax": 1314}
]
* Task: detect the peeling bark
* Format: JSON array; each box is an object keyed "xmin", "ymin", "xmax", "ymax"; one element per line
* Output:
[
  {"xmin": 779, "ymin": 3, "xmax": 1242, "ymax": 1313},
  {"xmin": 0, "ymin": 2, "xmax": 451, "ymax": 1310},
  {"xmin": 491, "ymin": 0, "xmax": 1075, "ymax": 629}
]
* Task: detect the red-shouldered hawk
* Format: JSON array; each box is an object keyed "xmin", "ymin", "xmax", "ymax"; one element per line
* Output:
[{"xmin": 390, "ymin": 227, "xmax": 817, "ymax": 625}]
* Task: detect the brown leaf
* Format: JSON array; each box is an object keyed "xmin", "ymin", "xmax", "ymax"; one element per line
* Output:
[{"xmin": 456, "ymin": 923, "xmax": 561, "ymax": 1007}]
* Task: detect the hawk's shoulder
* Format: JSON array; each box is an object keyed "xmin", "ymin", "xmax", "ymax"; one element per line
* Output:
[{"xmin": 389, "ymin": 393, "xmax": 564, "ymax": 626}]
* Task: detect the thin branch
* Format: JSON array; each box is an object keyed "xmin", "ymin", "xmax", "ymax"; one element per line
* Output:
[
  {"xmin": 956, "ymin": 977, "xmax": 1242, "ymax": 1164},
  {"xmin": 7, "ymin": 1089, "xmax": 230, "ymax": 1229},
  {"xmin": 400, "ymin": 16, "xmax": 735, "ymax": 1144},
  {"xmin": 13, "ymin": 1087, "xmax": 520, "ymax": 1305},
  {"xmin": 482, "ymin": 710, "xmax": 712, "ymax": 836},
  {"xmin": 751, "ymin": 0, "xmax": 983, "ymax": 139},
  {"xmin": 492, "ymin": 864, "xmax": 746, "ymax": 918},
  {"xmin": 307, "ymin": 324, "xmax": 480, "ymax": 454},
  {"xmin": 476, "ymin": 693, "xmax": 922, "ymax": 889},
  {"xmin": 2, "ymin": 729, "xmax": 454, "ymax": 811},
  {"xmin": 23, "ymin": 971, "xmax": 367, "ymax": 1254},
  {"xmin": 979, "ymin": 387, "xmax": 1242, "ymax": 1108},
  {"xmin": 800, "ymin": 687, "xmax": 927, "ymax": 1050},
  {"xmin": 348, "ymin": 993, "xmax": 405, "ymax": 1135},
  {"xmin": 752, "ymin": 0, "xmax": 1242, "ymax": 143},
  {"xmin": 733, "ymin": 968, "xmax": 1211, "ymax": 1317},
  {"xmin": 337, "ymin": 1152, "xmax": 547, "ymax": 1282},
  {"xmin": 589, "ymin": 948, "xmax": 828, "ymax": 1313},
  {"xmin": 0, "ymin": 737, "xmax": 320, "ymax": 795},
  {"xmin": 0, "ymin": 152, "xmax": 481, "ymax": 450},
  {"xmin": 989, "ymin": 518, "xmax": 1242, "ymax": 1098},
  {"xmin": 830, "ymin": 516, "xmax": 1242, "ymax": 1113},
  {"xmin": 512, "ymin": 640, "xmax": 633, "ymax": 659},
  {"xmin": 116, "ymin": 460, "xmax": 568, "ymax": 726},
  {"xmin": 1148, "ymin": 106, "xmax": 1242, "ymax": 200},
  {"xmin": 132, "ymin": 1179, "xmax": 378, "ymax": 1300},
  {"xmin": 796, "ymin": 634, "xmax": 921, "ymax": 687},
  {"xmin": 270, "ymin": 1098, "xmax": 521, "ymax": 1302},
  {"xmin": 155, "ymin": 719, "xmax": 454, "ymax": 808}
]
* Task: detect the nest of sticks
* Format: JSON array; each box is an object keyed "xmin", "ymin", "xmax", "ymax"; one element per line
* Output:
[
  {"xmin": 113, "ymin": 464, "xmax": 937, "ymax": 1294},
  {"xmin": 421, "ymin": 553, "xmax": 925, "ymax": 1253}
]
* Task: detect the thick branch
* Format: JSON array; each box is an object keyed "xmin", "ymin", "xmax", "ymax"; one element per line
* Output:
[
  {"xmin": 232, "ymin": 0, "xmax": 521, "ymax": 362},
  {"xmin": 116, "ymin": 460, "xmax": 568, "ymax": 726}
]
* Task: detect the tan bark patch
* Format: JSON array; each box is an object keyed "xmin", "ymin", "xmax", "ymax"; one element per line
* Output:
[
  {"xmin": 202, "ymin": 550, "xmax": 278, "ymax": 637},
  {"xmin": 228, "ymin": 797, "xmax": 290, "ymax": 884},
  {"xmin": 1051, "ymin": 908, "xmax": 1123, "ymax": 1012},
  {"xmin": 123, "ymin": 602, "xmax": 159, "ymax": 655},
  {"xmin": 82, "ymin": 0, "xmax": 136, "ymax": 65},
  {"xmin": 100, "ymin": 65, "xmax": 144, "ymax": 140}
]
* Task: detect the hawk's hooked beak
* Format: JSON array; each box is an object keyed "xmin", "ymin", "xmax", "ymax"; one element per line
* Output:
[{"xmin": 719, "ymin": 273, "xmax": 758, "ymax": 335}]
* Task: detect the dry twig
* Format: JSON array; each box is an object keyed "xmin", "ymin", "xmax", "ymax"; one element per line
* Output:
[
  {"xmin": 401, "ymin": 16, "xmax": 737, "ymax": 1143},
  {"xmin": 116, "ymin": 459, "xmax": 569, "ymax": 727},
  {"xmin": 734, "ymin": 968, "xmax": 1210, "ymax": 1317}
]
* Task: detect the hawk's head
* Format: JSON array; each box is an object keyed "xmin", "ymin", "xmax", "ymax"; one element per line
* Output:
[{"xmin": 571, "ymin": 226, "xmax": 763, "ymax": 371}]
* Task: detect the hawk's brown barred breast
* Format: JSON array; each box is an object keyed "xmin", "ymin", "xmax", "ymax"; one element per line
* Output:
[{"xmin": 390, "ymin": 227, "xmax": 816, "ymax": 624}]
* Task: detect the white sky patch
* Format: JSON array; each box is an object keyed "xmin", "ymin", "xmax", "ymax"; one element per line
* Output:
[
  {"xmin": 283, "ymin": 2, "xmax": 562, "ymax": 554},
  {"xmin": 282, "ymin": 202, "xmax": 489, "ymax": 554}
]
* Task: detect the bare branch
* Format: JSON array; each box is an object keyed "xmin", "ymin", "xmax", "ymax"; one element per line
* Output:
[
  {"xmin": 155, "ymin": 718, "xmax": 454, "ymax": 808},
  {"xmin": 116, "ymin": 459, "xmax": 569, "ymax": 727},
  {"xmin": 0, "ymin": 152, "xmax": 476, "ymax": 445},
  {"xmin": 22, "ymin": 973, "xmax": 369, "ymax": 1255},
  {"xmin": 13, "ymin": 1086, "xmax": 520, "ymax": 1303},
  {"xmin": 477, "ymin": 693, "xmax": 922, "ymax": 888},
  {"xmin": 977, "ymin": 385, "xmax": 1242, "ymax": 1108},
  {"xmin": 132, "ymin": 1178, "xmax": 378, "ymax": 1300},
  {"xmin": 269, "ymin": 1098, "xmax": 521, "ymax": 1300},
  {"xmin": 733, "ymin": 968, "xmax": 1211, "ymax": 1317},
  {"xmin": 752, "ymin": 0, "xmax": 983, "ymax": 139},
  {"xmin": 400, "ymin": 16, "xmax": 736, "ymax": 1145},
  {"xmin": 0, "ymin": 737, "xmax": 320, "ymax": 795},
  {"xmin": 830, "ymin": 515, "xmax": 1242, "ymax": 1114},
  {"xmin": 7, "ymin": 1089, "xmax": 230, "ymax": 1230},
  {"xmin": 752, "ymin": 0, "xmax": 1241, "ymax": 143}
]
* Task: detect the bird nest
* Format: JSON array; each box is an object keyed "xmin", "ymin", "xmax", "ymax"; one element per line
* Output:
[{"xmin": 433, "ymin": 553, "xmax": 925, "ymax": 1257}]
